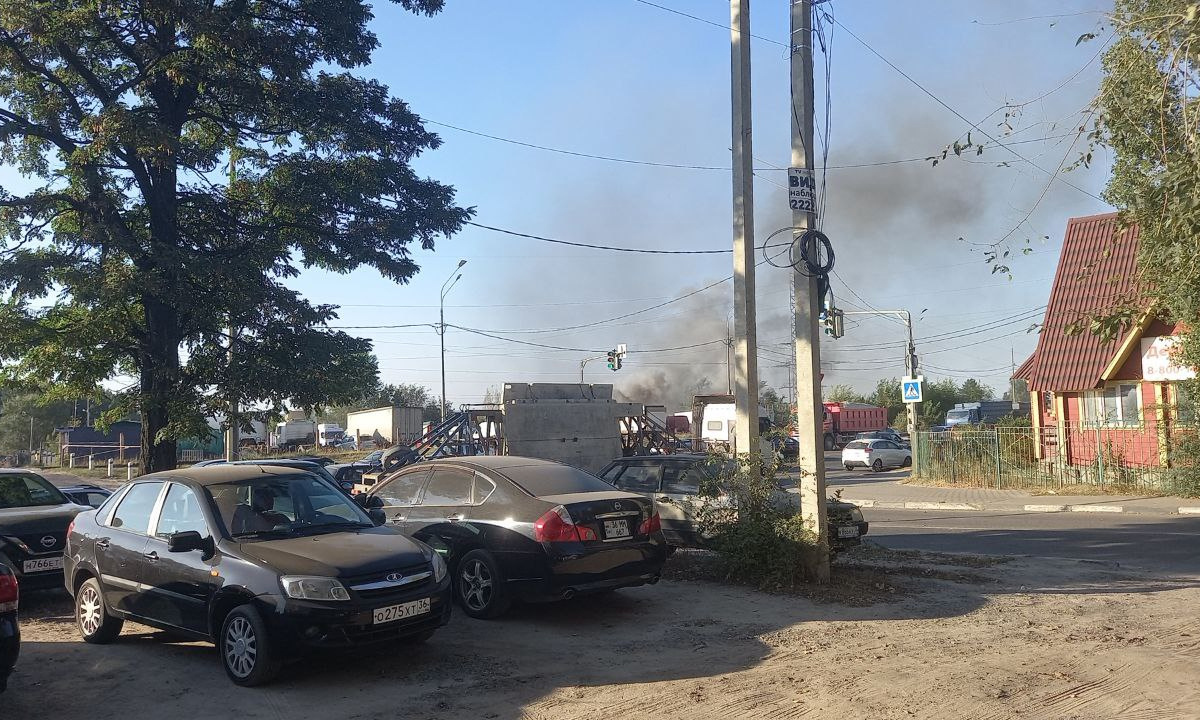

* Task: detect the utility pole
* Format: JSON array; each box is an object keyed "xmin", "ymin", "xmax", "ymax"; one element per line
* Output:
[
  {"xmin": 225, "ymin": 148, "xmax": 240, "ymax": 462},
  {"xmin": 790, "ymin": 0, "xmax": 830, "ymax": 582},
  {"xmin": 730, "ymin": 0, "xmax": 760, "ymax": 457},
  {"xmin": 579, "ymin": 354, "xmax": 606, "ymax": 383}
]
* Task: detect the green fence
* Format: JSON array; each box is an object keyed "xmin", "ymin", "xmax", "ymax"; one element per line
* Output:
[{"xmin": 914, "ymin": 425, "xmax": 1199, "ymax": 495}]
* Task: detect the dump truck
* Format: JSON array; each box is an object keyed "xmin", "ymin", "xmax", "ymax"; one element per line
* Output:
[
  {"xmin": 944, "ymin": 401, "xmax": 1030, "ymax": 428},
  {"xmin": 822, "ymin": 401, "xmax": 888, "ymax": 450}
]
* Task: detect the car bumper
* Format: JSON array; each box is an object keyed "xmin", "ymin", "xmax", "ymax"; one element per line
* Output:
[
  {"xmin": 265, "ymin": 576, "xmax": 452, "ymax": 649},
  {"xmin": 0, "ymin": 613, "xmax": 17, "ymax": 692},
  {"xmin": 503, "ymin": 541, "xmax": 669, "ymax": 601}
]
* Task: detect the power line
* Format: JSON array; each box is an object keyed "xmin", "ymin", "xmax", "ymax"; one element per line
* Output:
[
  {"xmin": 629, "ymin": 0, "xmax": 787, "ymax": 47},
  {"xmin": 448, "ymin": 325, "xmax": 728, "ymax": 355},
  {"xmin": 467, "ymin": 221, "xmax": 737, "ymax": 255},
  {"xmin": 830, "ymin": 17, "xmax": 1105, "ymax": 203}
]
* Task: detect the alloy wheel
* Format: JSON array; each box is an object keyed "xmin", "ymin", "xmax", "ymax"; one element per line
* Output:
[
  {"xmin": 224, "ymin": 616, "xmax": 258, "ymax": 679},
  {"xmin": 78, "ymin": 585, "xmax": 103, "ymax": 636},
  {"xmin": 460, "ymin": 559, "xmax": 494, "ymax": 612}
]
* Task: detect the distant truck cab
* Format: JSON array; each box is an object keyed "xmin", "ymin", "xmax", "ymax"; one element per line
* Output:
[{"xmin": 944, "ymin": 401, "xmax": 1030, "ymax": 428}]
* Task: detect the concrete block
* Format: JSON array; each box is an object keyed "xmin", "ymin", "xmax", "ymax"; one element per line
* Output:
[
  {"xmin": 903, "ymin": 501, "xmax": 981, "ymax": 511},
  {"xmin": 1068, "ymin": 505, "xmax": 1124, "ymax": 513},
  {"xmin": 1178, "ymin": 507, "xmax": 1200, "ymax": 515},
  {"xmin": 1024, "ymin": 504, "xmax": 1067, "ymax": 512}
]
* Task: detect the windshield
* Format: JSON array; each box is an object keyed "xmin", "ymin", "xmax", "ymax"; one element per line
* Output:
[
  {"xmin": 946, "ymin": 410, "xmax": 971, "ymax": 422},
  {"xmin": 207, "ymin": 472, "xmax": 373, "ymax": 538},
  {"xmin": 503, "ymin": 464, "xmax": 615, "ymax": 497},
  {"xmin": 0, "ymin": 473, "xmax": 70, "ymax": 508}
]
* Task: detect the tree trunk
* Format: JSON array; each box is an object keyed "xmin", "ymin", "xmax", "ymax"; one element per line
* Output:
[{"xmin": 139, "ymin": 294, "xmax": 181, "ymax": 474}]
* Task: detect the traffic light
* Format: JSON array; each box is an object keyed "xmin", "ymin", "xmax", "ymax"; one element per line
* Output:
[
  {"xmin": 606, "ymin": 350, "xmax": 617, "ymax": 371},
  {"xmin": 615, "ymin": 354, "xmax": 623, "ymax": 370},
  {"xmin": 821, "ymin": 309, "xmax": 844, "ymax": 338}
]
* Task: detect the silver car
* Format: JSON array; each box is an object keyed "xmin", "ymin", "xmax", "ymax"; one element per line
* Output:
[{"xmin": 842, "ymin": 439, "xmax": 912, "ymax": 472}]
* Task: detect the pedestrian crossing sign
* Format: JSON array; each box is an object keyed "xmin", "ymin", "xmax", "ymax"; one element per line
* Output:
[{"xmin": 902, "ymin": 377, "xmax": 923, "ymax": 403}]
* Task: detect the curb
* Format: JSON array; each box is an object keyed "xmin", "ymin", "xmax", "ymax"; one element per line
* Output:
[
  {"xmin": 1024, "ymin": 504, "xmax": 1067, "ymax": 512},
  {"xmin": 903, "ymin": 501, "xmax": 981, "ymax": 511},
  {"xmin": 1179, "ymin": 507, "xmax": 1200, "ymax": 515},
  {"xmin": 1068, "ymin": 505, "xmax": 1124, "ymax": 513}
]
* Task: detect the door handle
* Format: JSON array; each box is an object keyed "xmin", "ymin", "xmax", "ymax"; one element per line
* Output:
[
  {"xmin": 95, "ymin": 538, "xmax": 110, "ymax": 549},
  {"xmin": 143, "ymin": 551, "xmax": 159, "ymax": 562},
  {"xmin": 446, "ymin": 513, "xmax": 464, "ymax": 522}
]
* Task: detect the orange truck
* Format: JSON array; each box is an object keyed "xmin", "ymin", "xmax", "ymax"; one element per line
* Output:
[{"xmin": 821, "ymin": 402, "xmax": 888, "ymax": 450}]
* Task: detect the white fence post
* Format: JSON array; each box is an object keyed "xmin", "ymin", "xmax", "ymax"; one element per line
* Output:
[
  {"xmin": 69, "ymin": 453, "xmax": 75, "ymax": 469},
  {"xmin": 107, "ymin": 459, "xmax": 114, "ymax": 478},
  {"xmin": 127, "ymin": 462, "xmax": 133, "ymax": 480},
  {"xmin": 88, "ymin": 454, "xmax": 94, "ymax": 471}
]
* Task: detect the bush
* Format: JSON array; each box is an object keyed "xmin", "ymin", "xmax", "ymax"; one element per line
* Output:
[{"xmin": 693, "ymin": 451, "xmax": 825, "ymax": 589}]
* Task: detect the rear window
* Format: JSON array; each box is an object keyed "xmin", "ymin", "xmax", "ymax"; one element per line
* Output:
[
  {"xmin": 845, "ymin": 441, "xmax": 869, "ymax": 449},
  {"xmin": 0, "ymin": 473, "xmax": 69, "ymax": 508},
  {"xmin": 503, "ymin": 465, "xmax": 614, "ymax": 497}
]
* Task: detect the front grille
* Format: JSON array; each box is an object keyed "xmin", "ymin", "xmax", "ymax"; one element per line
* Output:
[{"xmin": 343, "ymin": 562, "xmax": 434, "ymax": 601}]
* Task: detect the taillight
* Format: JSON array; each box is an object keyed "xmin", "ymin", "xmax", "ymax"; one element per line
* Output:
[
  {"xmin": 533, "ymin": 505, "xmax": 596, "ymax": 542},
  {"xmin": 639, "ymin": 512, "xmax": 662, "ymax": 536},
  {"xmin": 0, "ymin": 573, "xmax": 18, "ymax": 612},
  {"xmin": 67, "ymin": 519, "xmax": 75, "ymax": 536}
]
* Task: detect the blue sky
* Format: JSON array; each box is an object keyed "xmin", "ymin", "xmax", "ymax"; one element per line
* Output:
[
  {"xmin": 299, "ymin": 0, "xmax": 1112, "ymax": 410},
  {"xmin": 0, "ymin": 0, "xmax": 1116, "ymax": 412}
]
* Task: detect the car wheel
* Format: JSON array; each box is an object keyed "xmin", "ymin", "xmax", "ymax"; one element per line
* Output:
[
  {"xmin": 220, "ymin": 605, "xmax": 281, "ymax": 687},
  {"xmin": 902, "ymin": 456, "xmax": 912, "ymax": 467},
  {"xmin": 456, "ymin": 549, "xmax": 511, "ymax": 620},
  {"xmin": 76, "ymin": 577, "xmax": 123, "ymax": 644},
  {"xmin": 871, "ymin": 459, "xmax": 884, "ymax": 472},
  {"xmin": 843, "ymin": 464, "xmax": 853, "ymax": 471},
  {"xmin": 823, "ymin": 435, "xmax": 835, "ymax": 451}
]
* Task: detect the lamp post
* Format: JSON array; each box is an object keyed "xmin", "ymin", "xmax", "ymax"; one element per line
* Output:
[{"xmin": 440, "ymin": 259, "xmax": 467, "ymax": 421}]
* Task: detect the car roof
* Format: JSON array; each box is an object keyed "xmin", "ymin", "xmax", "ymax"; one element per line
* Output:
[
  {"xmin": 59, "ymin": 483, "xmax": 112, "ymax": 492},
  {"xmin": 133, "ymin": 464, "xmax": 319, "ymax": 487},
  {"xmin": 607, "ymin": 453, "xmax": 708, "ymax": 463},
  {"xmin": 0, "ymin": 469, "xmax": 45, "ymax": 476},
  {"xmin": 420, "ymin": 455, "xmax": 570, "ymax": 471}
]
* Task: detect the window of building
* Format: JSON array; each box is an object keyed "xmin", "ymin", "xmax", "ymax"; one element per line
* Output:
[
  {"xmin": 1082, "ymin": 383, "xmax": 1142, "ymax": 427},
  {"xmin": 1172, "ymin": 382, "xmax": 1196, "ymax": 425}
]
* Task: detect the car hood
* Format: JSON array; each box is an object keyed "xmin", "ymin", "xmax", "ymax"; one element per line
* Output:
[
  {"xmin": 0, "ymin": 502, "xmax": 85, "ymax": 536},
  {"xmin": 236, "ymin": 526, "xmax": 428, "ymax": 578}
]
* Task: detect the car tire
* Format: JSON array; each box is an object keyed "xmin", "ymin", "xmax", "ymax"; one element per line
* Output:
[
  {"xmin": 902, "ymin": 456, "xmax": 912, "ymax": 467},
  {"xmin": 871, "ymin": 459, "xmax": 884, "ymax": 472},
  {"xmin": 220, "ymin": 604, "xmax": 282, "ymax": 687},
  {"xmin": 456, "ymin": 549, "xmax": 511, "ymax": 620},
  {"xmin": 843, "ymin": 464, "xmax": 853, "ymax": 471},
  {"xmin": 76, "ymin": 577, "xmax": 124, "ymax": 644}
]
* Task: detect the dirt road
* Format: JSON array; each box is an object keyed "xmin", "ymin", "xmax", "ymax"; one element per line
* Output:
[{"xmin": 6, "ymin": 548, "xmax": 1199, "ymax": 719}]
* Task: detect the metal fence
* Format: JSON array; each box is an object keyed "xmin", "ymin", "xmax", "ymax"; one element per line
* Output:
[{"xmin": 914, "ymin": 424, "xmax": 1200, "ymax": 495}]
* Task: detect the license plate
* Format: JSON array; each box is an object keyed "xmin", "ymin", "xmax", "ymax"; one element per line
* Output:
[
  {"xmin": 23, "ymin": 556, "xmax": 64, "ymax": 573},
  {"xmin": 372, "ymin": 598, "xmax": 431, "ymax": 625},
  {"xmin": 603, "ymin": 519, "xmax": 631, "ymax": 540},
  {"xmin": 837, "ymin": 526, "xmax": 860, "ymax": 539}
]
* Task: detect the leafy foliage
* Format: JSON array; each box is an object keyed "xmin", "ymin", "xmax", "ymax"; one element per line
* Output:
[
  {"xmin": 693, "ymin": 453, "xmax": 824, "ymax": 589},
  {"xmin": 0, "ymin": 1, "xmax": 470, "ymax": 471}
]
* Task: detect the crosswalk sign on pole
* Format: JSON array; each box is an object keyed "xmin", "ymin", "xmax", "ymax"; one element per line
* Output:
[{"xmin": 902, "ymin": 377, "xmax": 923, "ymax": 403}]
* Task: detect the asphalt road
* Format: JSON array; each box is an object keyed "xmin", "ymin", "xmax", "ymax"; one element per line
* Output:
[{"xmin": 863, "ymin": 507, "xmax": 1200, "ymax": 575}]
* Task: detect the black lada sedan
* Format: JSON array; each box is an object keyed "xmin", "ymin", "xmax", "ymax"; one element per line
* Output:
[{"xmin": 64, "ymin": 465, "xmax": 451, "ymax": 686}]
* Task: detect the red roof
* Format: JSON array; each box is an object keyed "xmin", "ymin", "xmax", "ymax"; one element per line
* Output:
[{"xmin": 1025, "ymin": 213, "xmax": 1146, "ymax": 392}]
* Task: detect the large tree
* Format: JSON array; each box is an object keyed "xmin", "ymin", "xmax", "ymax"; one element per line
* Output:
[
  {"xmin": 1094, "ymin": 2, "xmax": 1198, "ymax": 361},
  {"xmin": 0, "ymin": 1, "xmax": 469, "ymax": 471}
]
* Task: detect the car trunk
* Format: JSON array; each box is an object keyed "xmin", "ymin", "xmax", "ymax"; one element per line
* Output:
[{"xmin": 537, "ymin": 492, "xmax": 654, "ymax": 545}]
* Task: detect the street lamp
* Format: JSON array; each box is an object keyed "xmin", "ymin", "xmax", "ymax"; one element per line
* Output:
[{"xmin": 440, "ymin": 259, "xmax": 467, "ymax": 421}]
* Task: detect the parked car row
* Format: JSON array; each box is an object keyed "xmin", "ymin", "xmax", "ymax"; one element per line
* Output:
[{"xmin": 3, "ymin": 448, "xmax": 869, "ymax": 691}]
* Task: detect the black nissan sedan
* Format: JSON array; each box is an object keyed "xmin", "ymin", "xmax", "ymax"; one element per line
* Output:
[
  {"xmin": 362, "ymin": 456, "xmax": 667, "ymax": 619},
  {"xmin": 0, "ymin": 470, "xmax": 86, "ymax": 590},
  {"xmin": 64, "ymin": 465, "xmax": 451, "ymax": 686}
]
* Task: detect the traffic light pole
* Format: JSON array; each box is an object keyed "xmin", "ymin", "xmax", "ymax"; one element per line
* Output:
[
  {"xmin": 842, "ymin": 310, "xmax": 919, "ymax": 448},
  {"xmin": 578, "ymin": 354, "xmax": 607, "ymax": 382}
]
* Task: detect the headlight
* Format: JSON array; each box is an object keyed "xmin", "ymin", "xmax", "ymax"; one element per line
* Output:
[
  {"xmin": 280, "ymin": 576, "xmax": 350, "ymax": 601},
  {"xmin": 430, "ymin": 551, "xmax": 448, "ymax": 584}
]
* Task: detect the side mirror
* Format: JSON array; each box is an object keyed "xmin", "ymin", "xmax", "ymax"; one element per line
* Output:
[
  {"xmin": 167, "ymin": 530, "xmax": 206, "ymax": 553},
  {"xmin": 367, "ymin": 508, "xmax": 386, "ymax": 527},
  {"xmin": 340, "ymin": 481, "xmax": 355, "ymax": 493}
]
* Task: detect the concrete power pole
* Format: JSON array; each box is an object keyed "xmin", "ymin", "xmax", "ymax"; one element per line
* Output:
[
  {"xmin": 790, "ymin": 0, "xmax": 830, "ymax": 582},
  {"xmin": 730, "ymin": 0, "xmax": 760, "ymax": 457},
  {"xmin": 225, "ymin": 148, "xmax": 240, "ymax": 462}
]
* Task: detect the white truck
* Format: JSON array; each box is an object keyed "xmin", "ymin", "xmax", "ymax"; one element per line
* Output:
[
  {"xmin": 316, "ymin": 423, "xmax": 346, "ymax": 447},
  {"xmin": 692, "ymin": 395, "xmax": 772, "ymax": 454},
  {"xmin": 345, "ymin": 406, "xmax": 424, "ymax": 448}
]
